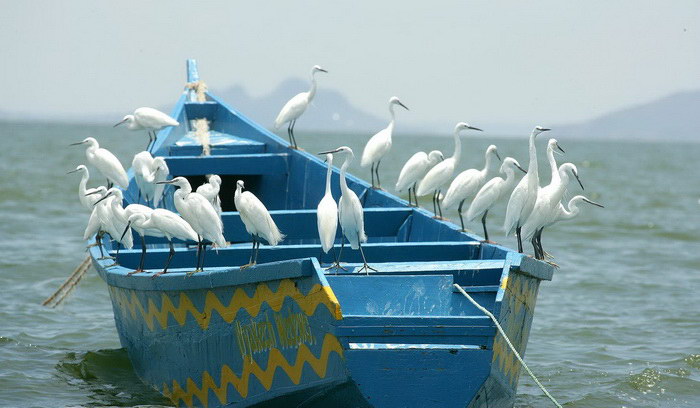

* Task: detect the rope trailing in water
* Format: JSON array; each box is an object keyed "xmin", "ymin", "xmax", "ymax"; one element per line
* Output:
[
  {"xmin": 453, "ymin": 283, "xmax": 563, "ymax": 408},
  {"xmin": 42, "ymin": 255, "xmax": 92, "ymax": 308}
]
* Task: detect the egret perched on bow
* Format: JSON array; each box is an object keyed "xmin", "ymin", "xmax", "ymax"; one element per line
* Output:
[
  {"xmin": 70, "ymin": 137, "xmax": 128, "ymax": 189},
  {"xmin": 466, "ymin": 157, "xmax": 527, "ymax": 241},
  {"xmin": 121, "ymin": 210, "xmax": 198, "ymax": 278},
  {"xmin": 521, "ymin": 163, "xmax": 584, "ymax": 259},
  {"xmin": 83, "ymin": 188, "xmax": 110, "ymax": 258},
  {"xmin": 158, "ymin": 177, "xmax": 227, "ymax": 273},
  {"xmin": 114, "ymin": 107, "xmax": 179, "ymax": 152},
  {"xmin": 319, "ymin": 146, "xmax": 375, "ymax": 274},
  {"xmin": 442, "ymin": 145, "xmax": 501, "ymax": 230},
  {"xmin": 395, "ymin": 150, "xmax": 444, "ymax": 206},
  {"xmin": 234, "ymin": 180, "xmax": 285, "ymax": 269},
  {"xmin": 196, "ymin": 174, "xmax": 222, "ymax": 216},
  {"xmin": 274, "ymin": 65, "xmax": 328, "ymax": 149},
  {"xmin": 89, "ymin": 188, "xmax": 134, "ymax": 264},
  {"xmin": 416, "ymin": 122, "xmax": 482, "ymax": 219},
  {"xmin": 132, "ymin": 151, "xmax": 156, "ymax": 205},
  {"xmin": 361, "ymin": 97, "xmax": 409, "ymax": 189},
  {"xmin": 503, "ymin": 126, "xmax": 550, "ymax": 252},
  {"xmin": 317, "ymin": 153, "xmax": 340, "ymax": 268},
  {"xmin": 151, "ymin": 157, "xmax": 170, "ymax": 207},
  {"xmin": 95, "ymin": 188, "xmax": 155, "ymax": 253},
  {"xmin": 68, "ymin": 165, "xmax": 107, "ymax": 210}
]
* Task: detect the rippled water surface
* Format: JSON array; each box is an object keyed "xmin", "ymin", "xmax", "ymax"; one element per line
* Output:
[{"xmin": 0, "ymin": 122, "xmax": 698, "ymax": 407}]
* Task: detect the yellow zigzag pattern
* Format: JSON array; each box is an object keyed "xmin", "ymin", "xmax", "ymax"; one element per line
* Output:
[
  {"xmin": 110, "ymin": 279, "xmax": 342, "ymax": 331},
  {"xmin": 162, "ymin": 333, "xmax": 344, "ymax": 407}
]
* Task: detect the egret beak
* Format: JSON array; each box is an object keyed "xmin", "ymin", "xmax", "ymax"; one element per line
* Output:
[
  {"xmin": 318, "ymin": 68, "xmax": 328, "ymax": 73},
  {"xmin": 67, "ymin": 168, "xmax": 81, "ymax": 174},
  {"xmin": 515, "ymin": 163, "xmax": 527, "ymax": 174},
  {"xmin": 468, "ymin": 126, "xmax": 483, "ymax": 131},
  {"xmin": 439, "ymin": 154, "xmax": 445, "ymax": 162},
  {"xmin": 495, "ymin": 151, "xmax": 502, "ymax": 162},
  {"xmin": 94, "ymin": 191, "xmax": 114, "ymax": 205},
  {"xmin": 318, "ymin": 148, "xmax": 341, "ymax": 155},
  {"xmin": 572, "ymin": 170, "xmax": 584, "ymax": 190},
  {"xmin": 85, "ymin": 190, "xmax": 102, "ymax": 196},
  {"xmin": 69, "ymin": 141, "xmax": 85, "ymax": 146},
  {"xmin": 556, "ymin": 143, "xmax": 566, "ymax": 154},
  {"xmin": 397, "ymin": 101, "xmax": 409, "ymax": 111},
  {"xmin": 582, "ymin": 197, "xmax": 604, "ymax": 208},
  {"xmin": 114, "ymin": 118, "xmax": 128, "ymax": 127},
  {"xmin": 120, "ymin": 221, "xmax": 132, "ymax": 242},
  {"xmin": 156, "ymin": 179, "xmax": 176, "ymax": 185}
]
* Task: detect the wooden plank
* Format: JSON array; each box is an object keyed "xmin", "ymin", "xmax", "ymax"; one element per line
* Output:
[{"xmin": 165, "ymin": 153, "xmax": 288, "ymax": 176}]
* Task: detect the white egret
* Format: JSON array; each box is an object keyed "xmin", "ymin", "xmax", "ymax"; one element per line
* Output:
[
  {"xmin": 503, "ymin": 126, "xmax": 550, "ymax": 252},
  {"xmin": 90, "ymin": 188, "xmax": 134, "ymax": 264},
  {"xmin": 521, "ymin": 163, "xmax": 584, "ymax": 259},
  {"xmin": 159, "ymin": 177, "xmax": 227, "ymax": 272},
  {"xmin": 119, "ymin": 212, "xmax": 163, "ymax": 275},
  {"xmin": 316, "ymin": 153, "xmax": 340, "ymax": 268},
  {"xmin": 114, "ymin": 107, "xmax": 179, "ymax": 152},
  {"xmin": 151, "ymin": 157, "xmax": 170, "ymax": 207},
  {"xmin": 360, "ymin": 97, "xmax": 409, "ymax": 189},
  {"xmin": 83, "ymin": 188, "xmax": 110, "ymax": 259},
  {"xmin": 544, "ymin": 138, "xmax": 565, "ymax": 185},
  {"xmin": 273, "ymin": 65, "xmax": 328, "ymax": 149},
  {"xmin": 466, "ymin": 157, "xmax": 527, "ymax": 241},
  {"xmin": 395, "ymin": 150, "xmax": 444, "ymax": 206},
  {"xmin": 121, "ymin": 210, "xmax": 198, "ymax": 277},
  {"xmin": 67, "ymin": 165, "xmax": 107, "ymax": 210},
  {"xmin": 196, "ymin": 174, "xmax": 222, "ymax": 216},
  {"xmin": 132, "ymin": 151, "xmax": 156, "ymax": 205},
  {"xmin": 442, "ymin": 145, "xmax": 501, "ymax": 230},
  {"xmin": 318, "ymin": 146, "xmax": 374, "ymax": 274},
  {"xmin": 70, "ymin": 137, "xmax": 128, "ymax": 189},
  {"xmin": 416, "ymin": 122, "xmax": 482, "ymax": 219},
  {"xmin": 234, "ymin": 180, "xmax": 285, "ymax": 269}
]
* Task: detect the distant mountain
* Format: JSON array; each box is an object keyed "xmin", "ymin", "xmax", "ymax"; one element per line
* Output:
[
  {"xmin": 211, "ymin": 78, "xmax": 386, "ymax": 133},
  {"xmin": 556, "ymin": 91, "xmax": 700, "ymax": 140}
]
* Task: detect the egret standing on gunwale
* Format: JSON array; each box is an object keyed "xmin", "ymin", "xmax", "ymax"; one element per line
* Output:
[
  {"xmin": 319, "ymin": 146, "xmax": 375, "ymax": 274},
  {"xmin": 196, "ymin": 174, "xmax": 223, "ymax": 216},
  {"xmin": 235, "ymin": 180, "xmax": 285, "ymax": 269},
  {"xmin": 466, "ymin": 157, "xmax": 527, "ymax": 241},
  {"xmin": 274, "ymin": 65, "xmax": 328, "ymax": 149},
  {"xmin": 503, "ymin": 126, "xmax": 550, "ymax": 252},
  {"xmin": 158, "ymin": 177, "xmax": 227, "ymax": 273},
  {"xmin": 70, "ymin": 137, "xmax": 129, "ymax": 189},
  {"xmin": 317, "ymin": 153, "xmax": 340, "ymax": 267},
  {"xmin": 361, "ymin": 97, "xmax": 409, "ymax": 189},
  {"xmin": 416, "ymin": 122, "xmax": 482, "ymax": 219},
  {"xmin": 132, "ymin": 151, "xmax": 156, "ymax": 205},
  {"xmin": 82, "ymin": 187, "xmax": 109, "ymax": 258},
  {"xmin": 114, "ymin": 107, "xmax": 179, "ymax": 152},
  {"xmin": 395, "ymin": 150, "xmax": 444, "ymax": 207},
  {"xmin": 441, "ymin": 144, "xmax": 501, "ymax": 231}
]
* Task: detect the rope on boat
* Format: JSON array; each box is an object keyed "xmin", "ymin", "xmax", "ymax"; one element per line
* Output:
[
  {"xmin": 453, "ymin": 284, "xmax": 563, "ymax": 408},
  {"xmin": 42, "ymin": 255, "xmax": 92, "ymax": 308},
  {"xmin": 194, "ymin": 118, "xmax": 211, "ymax": 156}
]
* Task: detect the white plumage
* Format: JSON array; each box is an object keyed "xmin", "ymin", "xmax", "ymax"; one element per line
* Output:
[
  {"xmin": 71, "ymin": 137, "xmax": 128, "ymax": 189},
  {"xmin": 317, "ymin": 154, "xmax": 339, "ymax": 254},
  {"xmin": 395, "ymin": 150, "xmax": 443, "ymax": 206},
  {"xmin": 196, "ymin": 174, "xmax": 222, "ymax": 216},
  {"xmin": 416, "ymin": 122, "xmax": 482, "ymax": 218},
  {"xmin": 466, "ymin": 157, "xmax": 527, "ymax": 240},
  {"xmin": 68, "ymin": 165, "xmax": 107, "ymax": 210},
  {"xmin": 360, "ymin": 97, "xmax": 409, "ymax": 189},
  {"xmin": 132, "ymin": 151, "xmax": 156, "ymax": 204},
  {"xmin": 151, "ymin": 157, "xmax": 170, "ymax": 207},
  {"xmin": 115, "ymin": 107, "xmax": 179, "ymax": 151},
  {"xmin": 503, "ymin": 126, "xmax": 550, "ymax": 252},
  {"xmin": 235, "ymin": 180, "xmax": 285, "ymax": 269},
  {"xmin": 93, "ymin": 188, "xmax": 134, "ymax": 251},
  {"xmin": 273, "ymin": 65, "xmax": 327, "ymax": 148}
]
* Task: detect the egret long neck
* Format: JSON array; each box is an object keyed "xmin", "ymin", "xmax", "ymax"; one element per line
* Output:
[
  {"xmin": 308, "ymin": 72, "xmax": 318, "ymax": 101},
  {"xmin": 550, "ymin": 169, "xmax": 570, "ymax": 205},
  {"xmin": 483, "ymin": 151, "xmax": 497, "ymax": 175},
  {"xmin": 503, "ymin": 167, "xmax": 518, "ymax": 189},
  {"xmin": 324, "ymin": 158, "xmax": 333, "ymax": 196},
  {"xmin": 339, "ymin": 154, "xmax": 353, "ymax": 195},
  {"xmin": 559, "ymin": 199, "xmax": 581, "ymax": 220},
  {"xmin": 452, "ymin": 130, "xmax": 461, "ymax": 163},
  {"xmin": 547, "ymin": 146, "xmax": 559, "ymax": 184},
  {"xmin": 526, "ymin": 132, "xmax": 538, "ymax": 185},
  {"xmin": 78, "ymin": 171, "xmax": 89, "ymax": 195}
]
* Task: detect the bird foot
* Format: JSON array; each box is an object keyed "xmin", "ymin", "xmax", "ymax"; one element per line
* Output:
[
  {"xmin": 186, "ymin": 268, "xmax": 203, "ymax": 277},
  {"xmin": 97, "ymin": 256, "xmax": 115, "ymax": 261},
  {"xmin": 324, "ymin": 262, "xmax": 348, "ymax": 273},
  {"xmin": 357, "ymin": 264, "xmax": 378, "ymax": 275},
  {"xmin": 86, "ymin": 243, "xmax": 100, "ymax": 248},
  {"xmin": 544, "ymin": 260, "xmax": 560, "ymax": 269},
  {"xmin": 105, "ymin": 262, "xmax": 119, "ymax": 268},
  {"xmin": 240, "ymin": 262, "xmax": 256, "ymax": 270},
  {"xmin": 151, "ymin": 271, "xmax": 167, "ymax": 279},
  {"xmin": 543, "ymin": 251, "xmax": 554, "ymax": 259},
  {"xmin": 433, "ymin": 216, "xmax": 447, "ymax": 221},
  {"xmin": 407, "ymin": 203, "xmax": 418, "ymax": 207},
  {"xmin": 480, "ymin": 239, "xmax": 497, "ymax": 244},
  {"xmin": 371, "ymin": 186, "xmax": 384, "ymax": 191},
  {"xmin": 127, "ymin": 269, "xmax": 145, "ymax": 276}
]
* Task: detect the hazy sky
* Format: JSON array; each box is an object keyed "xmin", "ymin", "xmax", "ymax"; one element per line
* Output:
[{"xmin": 1, "ymin": 1, "xmax": 698, "ymax": 131}]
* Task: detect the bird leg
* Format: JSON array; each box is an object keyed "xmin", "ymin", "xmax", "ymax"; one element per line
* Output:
[
  {"xmin": 128, "ymin": 235, "xmax": 147, "ymax": 275},
  {"xmin": 107, "ymin": 180, "xmax": 113, "ymax": 189},
  {"xmin": 458, "ymin": 200, "xmax": 466, "ymax": 231},
  {"xmin": 199, "ymin": 241, "xmax": 210, "ymax": 272},
  {"xmin": 481, "ymin": 210, "xmax": 490, "ymax": 242},
  {"xmin": 516, "ymin": 226, "xmax": 523, "ymax": 253},
  {"xmin": 325, "ymin": 239, "xmax": 347, "ymax": 273},
  {"xmin": 240, "ymin": 236, "xmax": 257, "ymax": 269},
  {"xmin": 152, "ymin": 241, "xmax": 175, "ymax": 279},
  {"xmin": 408, "ymin": 185, "xmax": 417, "ymax": 207},
  {"xmin": 188, "ymin": 238, "xmax": 203, "ymax": 275},
  {"xmin": 531, "ymin": 235, "xmax": 541, "ymax": 260},
  {"xmin": 291, "ymin": 119, "xmax": 298, "ymax": 149},
  {"xmin": 437, "ymin": 190, "xmax": 444, "ymax": 219},
  {"xmin": 370, "ymin": 163, "xmax": 376, "ymax": 188},
  {"xmin": 357, "ymin": 240, "xmax": 377, "ymax": 275},
  {"xmin": 146, "ymin": 131, "xmax": 153, "ymax": 152},
  {"xmin": 431, "ymin": 190, "xmax": 438, "ymax": 217},
  {"xmin": 253, "ymin": 236, "xmax": 261, "ymax": 264},
  {"xmin": 375, "ymin": 161, "xmax": 382, "ymax": 189},
  {"xmin": 287, "ymin": 122, "xmax": 294, "ymax": 148}
]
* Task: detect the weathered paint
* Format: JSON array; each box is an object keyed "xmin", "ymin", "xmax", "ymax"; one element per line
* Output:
[{"xmin": 88, "ymin": 59, "xmax": 557, "ymax": 408}]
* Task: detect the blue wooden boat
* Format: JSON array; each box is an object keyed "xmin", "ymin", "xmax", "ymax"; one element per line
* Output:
[{"xmin": 88, "ymin": 60, "xmax": 556, "ymax": 408}]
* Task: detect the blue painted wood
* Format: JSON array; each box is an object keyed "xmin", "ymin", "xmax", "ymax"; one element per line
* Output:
[{"xmin": 87, "ymin": 59, "xmax": 557, "ymax": 408}]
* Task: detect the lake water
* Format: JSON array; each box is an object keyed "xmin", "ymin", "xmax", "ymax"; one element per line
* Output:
[{"xmin": 0, "ymin": 122, "xmax": 698, "ymax": 407}]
